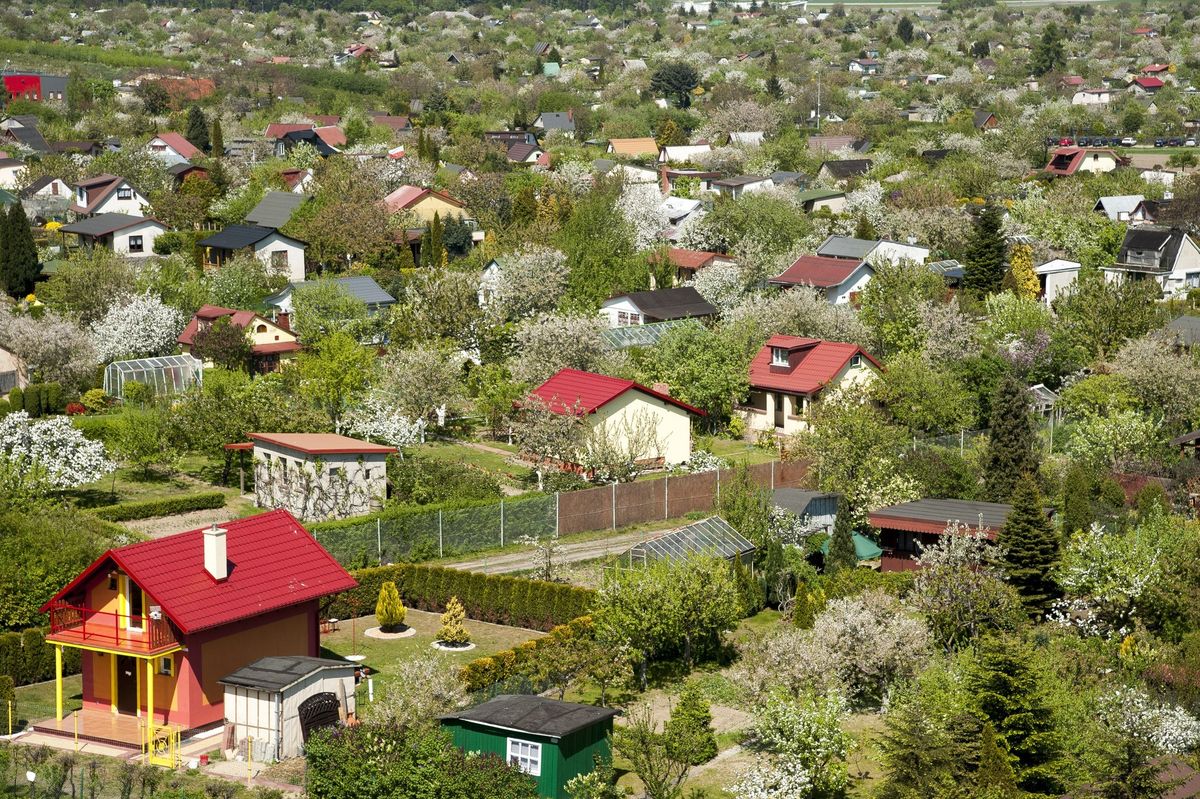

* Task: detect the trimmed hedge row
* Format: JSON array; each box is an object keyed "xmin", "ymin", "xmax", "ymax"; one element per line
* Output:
[
  {"xmin": 89, "ymin": 491, "xmax": 227, "ymax": 522},
  {"xmin": 329, "ymin": 564, "xmax": 596, "ymax": 633},
  {"xmin": 460, "ymin": 616, "xmax": 594, "ymax": 693},
  {"xmin": 0, "ymin": 628, "xmax": 82, "ymax": 687}
]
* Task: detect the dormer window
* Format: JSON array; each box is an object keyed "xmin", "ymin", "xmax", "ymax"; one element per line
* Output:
[{"xmin": 771, "ymin": 347, "xmax": 789, "ymax": 366}]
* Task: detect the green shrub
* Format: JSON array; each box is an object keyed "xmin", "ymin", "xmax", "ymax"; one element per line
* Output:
[
  {"xmin": 7, "ymin": 387, "xmax": 21, "ymax": 413},
  {"xmin": 437, "ymin": 596, "xmax": 471, "ymax": 646},
  {"xmin": 81, "ymin": 388, "xmax": 108, "ymax": 413},
  {"xmin": 22, "ymin": 384, "xmax": 40, "ymax": 416},
  {"xmin": 460, "ymin": 616, "xmax": 595, "ymax": 692},
  {"xmin": 0, "ymin": 676, "xmax": 14, "ymax": 734},
  {"xmin": 44, "ymin": 383, "xmax": 63, "ymax": 414},
  {"xmin": 0, "ymin": 398, "xmax": 9, "ymax": 417},
  {"xmin": 89, "ymin": 491, "xmax": 226, "ymax": 522},
  {"xmin": 122, "ymin": 381, "xmax": 154, "ymax": 406},
  {"xmin": 0, "ymin": 628, "xmax": 81, "ymax": 687}
]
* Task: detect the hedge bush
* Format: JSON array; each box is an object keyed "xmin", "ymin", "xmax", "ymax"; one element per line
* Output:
[
  {"xmin": 88, "ymin": 491, "xmax": 227, "ymax": 522},
  {"xmin": 0, "ymin": 629, "xmax": 82, "ymax": 687},
  {"xmin": 329, "ymin": 564, "xmax": 595, "ymax": 633},
  {"xmin": 460, "ymin": 616, "xmax": 594, "ymax": 692}
]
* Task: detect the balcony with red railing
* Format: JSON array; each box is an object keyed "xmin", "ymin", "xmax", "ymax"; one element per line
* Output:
[{"xmin": 45, "ymin": 602, "xmax": 180, "ymax": 654}]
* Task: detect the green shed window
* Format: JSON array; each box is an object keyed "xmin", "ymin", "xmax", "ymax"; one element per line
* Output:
[{"xmin": 507, "ymin": 739, "xmax": 541, "ymax": 776}]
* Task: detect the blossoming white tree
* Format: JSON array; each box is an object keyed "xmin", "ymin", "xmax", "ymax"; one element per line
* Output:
[
  {"xmin": 489, "ymin": 246, "xmax": 569, "ymax": 321},
  {"xmin": 88, "ymin": 292, "xmax": 186, "ymax": 363},
  {"xmin": 344, "ymin": 396, "xmax": 426, "ymax": 450},
  {"xmin": 509, "ymin": 313, "xmax": 619, "ymax": 386},
  {"xmin": 0, "ymin": 411, "xmax": 115, "ymax": 495},
  {"xmin": 735, "ymin": 692, "xmax": 854, "ymax": 799},
  {"xmin": 617, "ymin": 182, "xmax": 669, "ymax": 252}
]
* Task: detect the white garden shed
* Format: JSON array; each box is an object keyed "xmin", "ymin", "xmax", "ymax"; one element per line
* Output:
[{"xmin": 219, "ymin": 655, "xmax": 357, "ymax": 762}]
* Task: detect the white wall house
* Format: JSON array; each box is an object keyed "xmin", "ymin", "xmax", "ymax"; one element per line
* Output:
[
  {"xmin": 1034, "ymin": 259, "xmax": 1082, "ymax": 304},
  {"xmin": 199, "ymin": 225, "xmax": 308, "ymax": 283},
  {"xmin": 0, "ymin": 158, "xmax": 24, "ymax": 189},
  {"xmin": 59, "ymin": 214, "xmax": 167, "ymax": 259},
  {"xmin": 1072, "ymin": 89, "xmax": 1113, "ymax": 106},
  {"xmin": 70, "ymin": 174, "xmax": 147, "ymax": 217},
  {"xmin": 249, "ymin": 433, "xmax": 396, "ymax": 522}
]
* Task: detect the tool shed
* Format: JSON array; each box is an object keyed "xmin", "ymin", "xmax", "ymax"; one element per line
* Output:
[
  {"xmin": 440, "ymin": 695, "xmax": 617, "ymax": 799},
  {"xmin": 220, "ymin": 656, "xmax": 356, "ymax": 762}
]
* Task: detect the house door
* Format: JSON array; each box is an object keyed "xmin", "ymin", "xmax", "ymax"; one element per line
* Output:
[
  {"xmin": 116, "ymin": 655, "xmax": 138, "ymax": 714},
  {"xmin": 774, "ymin": 393, "xmax": 785, "ymax": 429}
]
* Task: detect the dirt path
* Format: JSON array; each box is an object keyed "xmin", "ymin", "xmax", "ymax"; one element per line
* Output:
[{"xmin": 444, "ymin": 530, "xmax": 657, "ymax": 574}]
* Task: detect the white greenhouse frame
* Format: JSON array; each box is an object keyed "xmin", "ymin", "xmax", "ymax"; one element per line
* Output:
[{"xmin": 103, "ymin": 355, "xmax": 204, "ymax": 400}]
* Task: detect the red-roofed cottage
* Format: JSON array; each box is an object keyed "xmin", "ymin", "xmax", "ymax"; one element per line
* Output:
[
  {"xmin": 1043, "ymin": 147, "xmax": 1126, "ymax": 177},
  {"xmin": 769, "ymin": 255, "xmax": 874, "ymax": 304},
  {"xmin": 37, "ymin": 510, "xmax": 356, "ymax": 748},
  {"xmin": 739, "ymin": 336, "xmax": 881, "ymax": 436},
  {"xmin": 237, "ymin": 433, "xmax": 397, "ymax": 521},
  {"xmin": 147, "ymin": 132, "xmax": 201, "ymax": 163},
  {"xmin": 178, "ymin": 305, "xmax": 300, "ymax": 373},
  {"xmin": 529, "ymin": 369, "xmax": 704, "ymax": 468},
  {"xmin": 381, "ymin": 185, "xmax": 466, "ymax": 224}
]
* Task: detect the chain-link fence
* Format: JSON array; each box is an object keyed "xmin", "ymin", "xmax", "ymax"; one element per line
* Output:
[
  {"xmin": 904, "ymin": 416, "xmax": 1067, "ymax": 457},
  {"xmin": 313, "ymin": 460, "xmax": 810, "ymax": 566}
]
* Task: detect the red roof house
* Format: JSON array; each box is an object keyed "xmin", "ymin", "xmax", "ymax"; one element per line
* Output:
[
  {"xmin": 527, "ymin": 369, "xmax": 703, "ymax": 468},
  {"xmin": 1043, "ymin": 147, "xmax": 1128, "ymax": 177},
  {"xmin": 264, "ymin": 123, "xmax": 314, "ymax": 140},
  {"xmin": 178, "ymin": 305, "xmax": 301, "ymax": 372},
  {"xmin": 314, "ymin": 126, "xmax": 347, "ymax": 149},
  {"xmin": 769, "ymin": 255, "xmax": 874, "ymax": 304},
  {"xmin": 148, "ymin": 131, "xmax": 201, "ymax": 161},
  {"xmin": 1132, "ymin": 76, "xmax": 1165, "ymax": 93},
  {"xmin": 1141, "ymin": 63, "xmax": 1171, "ymax": 74},
  {"xmin": 739, "ymin": 335, "xmax": 881, "ymax": 437},
  {"xmin": 37, "ymin": 509, "xmax": 356, "ymax": 743}
]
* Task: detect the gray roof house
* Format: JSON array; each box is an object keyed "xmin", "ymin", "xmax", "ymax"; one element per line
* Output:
[
  {"xmin": 245, "ymin": 191, "xmax": 311, "ymax": 230},
  {"xmin": 264, "ymin": 275, "xmax": 396, "ymax": 316},
  {"xmin": 534, "ymin": 111, "xmax": 576, "ymax": 135}
]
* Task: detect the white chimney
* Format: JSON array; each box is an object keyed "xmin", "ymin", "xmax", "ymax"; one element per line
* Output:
[{"xmin": 204, "ymin": 523, "xmax": 228, "ymax": 581}]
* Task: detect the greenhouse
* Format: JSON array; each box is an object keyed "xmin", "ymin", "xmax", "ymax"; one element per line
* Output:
[
  {"xmin": 103, "ymin": 355, "xmax": 204, "ymax": 400},
  {"xmin": 625, "ymin": 516, "xmax": 755, "ymax": 568}
]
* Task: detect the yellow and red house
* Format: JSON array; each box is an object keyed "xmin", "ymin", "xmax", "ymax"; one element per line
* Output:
[{"xmin": 37, "ymin": 510, "xmax": 355, "ymax": 748}]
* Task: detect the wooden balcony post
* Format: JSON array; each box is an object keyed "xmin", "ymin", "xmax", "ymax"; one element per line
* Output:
[{"xmin": 54, "ymin": 645, "xmax": 63, "ymax": 721}]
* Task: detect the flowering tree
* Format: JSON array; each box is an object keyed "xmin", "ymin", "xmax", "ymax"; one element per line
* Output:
[
  {"xmin": 688, "ymin": 261, "xmax": 748, "ymax": 315},
  {"xmin": 617, "ymin": 183, "xmax": 669, "ymax": 252},
  {"xmin": 0, "ymin": 411, "xmax": 115, "ymax": 496},
  {"xmin": 344, "ymin": 397, "xmax": 426, "ymax": 450},
  {"xmin": 1066, "ymin": 410, "xmax": 1166, "ymax": 473},
  {"xmin": 1096, "ymin": 687, "xmax": 1200, "ymax": 756},
  {"xmin": 1112, "ymin": 335, "xmax": 1200, "ymax": 427},
  {"xmin": 909, "ymin": 522, "xmax": 1025, "ymax": 650},
  {"xmin": 488, "ymin": 246, "xmax": 569, "ymax": 321},
  {"xmin": 0, "ymin": 304, "xmax": 97, "ymax": 390},
  {"xmin": 377, "ymin": 344, "xmax": 466, "ymax": 421},
  {"xmin": 88, "ymin": 292, "xmax": 185, "ymax": 362},
  {"xmin": 511, "ymin": 394, "xmax": 586, "ymax": 490},
  {"xmin": 369, "ymin": 652, "xmax": 466, "ymax": 728},
  {"xmin": 509, "ymin": 313, "xmax": 617, "ymax": 386},
  {"xmin": 736, "ymin": 692, "xmax": 854, "ymax": 799}
]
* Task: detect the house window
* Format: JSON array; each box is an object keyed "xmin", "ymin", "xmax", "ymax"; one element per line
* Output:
[
  {"xmin": 128, "ymin": 235, "xmax": 143, "ymax": 253},
  {"xmin": 507, "ymin": 739, "xmax": 541, "ymax": 776},
  {"xmin": 850, "ymin": 354, "xmax": 863, "ymax": 368},
  {"xmin": 270, "ymin": 251, "xmax": 288, "ymax": 271},
  {"xmin": 125, "ymin": 577, "xmax": 144, "ymax": 631},
  {"xmin": 256, "ymin": 324, "xmax": 268, "ymax": 334},
  {"xmin": 158, "ymin": 656, "xmax": 173, "ymax": 677},
  {"xmin": 117, "ymin": 187, "xmax": 133, "ymax": 200},
  {"xmin": 771, "ymin": 347, "xmax": 789, "ymax": 366},
  {"xmin": 616, "ymin": 311, "xmax": 641, "ymax": 327},
  {"xmin": 50, "ymin": 181, "xmax": 58, "ymax": 196},
  {"xmin": 1187, "ymin": 273, "xmax": 1200, "ymax": 289}
]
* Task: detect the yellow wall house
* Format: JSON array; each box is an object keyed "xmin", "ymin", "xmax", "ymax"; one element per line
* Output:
[
  {"xmin": 527, "ymin": 368, "xmax": 704, "ymax": 471},
  {"xmin": 177, "ymin": 305, "xmax": 300, "ymax": 373},
  {"xmin": 739, "ymin": 335, "xmax": 882, "ymax": 437},
  {"xmin": 381, "ymin": 185, "xmax": 467, "ymax": 225}
]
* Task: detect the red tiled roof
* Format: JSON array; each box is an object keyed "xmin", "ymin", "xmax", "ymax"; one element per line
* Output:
[
  {"xmin": 265, "ymin": 123, "xmax": 313, "ymax": 140},
  {"xmin": 1060, "ymin": 75, "xmax": 1085, "ymax": 86},
  {"xmin": 249, "ymin": 432, "xmax": 397, "ymax": 455},
  {"xmin": 747, "ymin": 334, "xmax": 881, "ymax": 395},
  {"xmin": 1043, "ymin": 147, "xmax": 1124, "ymax": 176},
  {"xmin": 530, "ymin": 368, "xmax": 705, "ymax": 417},
  {"xmin": 769, "ymin": 255, "xmax": 866, "ymax": 288},
  {"xmin": 251, "ymin": 341, "xmax": 303, "ymax": 355},
  {"xmin": 1141, "ymin": 63, "xmax": 1170, "ymax": 73},
  {"xmin": 371, "ymin": 115, "xmax": 411, "ymax": 132},
  {"xmin": 314, "ymin": 126, "xmax": 347, "ymax": 148},
  {"xmin": 41, "ymin": 509, "xmax": 357, "ymax": 635},
  {"xmin": 310, "ymin": 115, "xmax": 341, "ymax": 126},
  {"xmin": 656, "ymin": 248, "xmax": 722, "ymax": 271},
  {"xmin": 178, "ymin": 305, "xmax": 263, "ymax": 345},
  {"xmin": 381, "ymin": 185, "xmax": 464, "ymax": 213},
  {"xmin": 1134, "ymin": 76, "xmax": 1164, "ymax": 89},
  {"xmin": 153, "ymin": 131, "xmax": 200, "ymax": 159}
]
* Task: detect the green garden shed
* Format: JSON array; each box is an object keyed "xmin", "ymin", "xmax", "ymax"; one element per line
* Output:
[{"xmin": 440, "ymin": 695, "xmax": 617, "ymax": 798}]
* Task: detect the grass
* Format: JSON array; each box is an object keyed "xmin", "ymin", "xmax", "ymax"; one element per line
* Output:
[
  {"xmin": 707, "ymin": 438, "xmax": 780, "ymax": 466},
  {"xmin": 58, "ymin": 453, "xmax": 251, "ymax": 520},
  {"xmin": 13, "ymin": 674, "xmax": 82, "ymax": 729},
  {"xmin": 415, "ymin": 440, "xmax": 532, "ymax": 486},
  {"xmin": 320, "ymin": 608, "xmax": 542, "ymax": 680}
]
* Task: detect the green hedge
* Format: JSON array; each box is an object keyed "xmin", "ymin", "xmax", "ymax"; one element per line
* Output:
[
  {"xmin": 329, "ymin": 564, "xmax": 595, "ymax": 633},
  {"xmin": 0, "ymin": 628, "xmax": 82, "ymax": 687},
  {"xmin": 460, "ymin": 616, "xmax": 594, "ymax": 693},
  {"xmin": 88, "ymin": 491, "xmax": 227, "ymax": 522}
]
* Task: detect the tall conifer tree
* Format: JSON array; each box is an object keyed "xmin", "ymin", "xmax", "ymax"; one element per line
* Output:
[
  {"xmin": 998, "ymin": 475, "xmax": 1060, "ymax": 614},
  {"xmin": 963, "ymin": 205, "xmax": 1007, "ymax": 297},
  {"xmin": 983, "ymin": 374, "xmax": 1038, "ymax": 502}
]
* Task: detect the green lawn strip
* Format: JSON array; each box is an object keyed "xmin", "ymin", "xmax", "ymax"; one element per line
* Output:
[
  {"xmin": 13, "ymin": 674, "xmax": 83, "ymax": 730},
  {"xmin": 706, "ymin": 439, "xmax": 779, "ymax": 465},
  {"xmin": 415, "ymin": 440, "xmax": 532, "ymax": 483}
]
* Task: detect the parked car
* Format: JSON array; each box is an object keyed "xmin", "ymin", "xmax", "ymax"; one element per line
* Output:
[
  {"xmin": 1121, "ymin": 136, "xmax": 1138, "ymax": 146},
  {"xmin": 1167, "ymin": 137, "xmax": 1184, "ymax": 146},
  {"xmin": 1059, "ymin": 137, "xmax": 1074, "ymax": 146},
  {"xmin": 1155, "ymin": 138, "xmax": 1166, "ymax": 147},
  {"xmin": 1187, "ymin": 138, "xmax": 1198, "ymax": 147},
  {"xmin": 1078, "ymin": 136, "xmax": 1092, "ymax": 146}
]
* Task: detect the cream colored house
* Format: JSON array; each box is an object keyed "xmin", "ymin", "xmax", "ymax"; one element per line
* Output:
[
  {"xmin": 739, "ymin": 336, "xmax": 881, "ymax": 436},
  {"xmin": 381, "ymin": 185, "xmax": 467, "ymax": 225},
  {"xmin": 177, "ymin": 305, "xmax": 301, "ymax": 373},
  {"xmin": 529, "ymin": 368, "xmax": 702, "ymax": 469}
]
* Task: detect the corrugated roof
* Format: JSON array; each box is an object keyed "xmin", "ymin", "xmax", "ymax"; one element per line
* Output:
[
  {"xmin": 220, "ymin": 655, "xmax": 353, "ymax": 693},
  {"xmin": 868, "ymin": 498, "xmax": 1015, "ymax": 536},
  {"xmin": 816, "ymin": 235, "xmax": 878, "ymax": 260},
  {"xmin": 60, "ymin": 213, "xmax": 163, "ymax": 237},
  {"xmin": 629, "ymin": 516, "xmax": 755, "ymax": 563},
  {"xmin": 531, "ymin": 368, "xmax": 705, "ymax": 416},
  {"xmin": 747, "ymin": 335, "xmax": 881, "ymax": 395},
  {"xmin": 770, "ymin": 255, "xmax": 866, "ymax": 288},
  {"xmin": 245, "ymin": 191, "xmax": 310, "ymax": 229},
  {"xmin": 41, "ymin": 509, "xmax": 357, "ymax": 635},
  {"xmin": 442, "ymin": 695, "xmax": 617, "ymax": 741}
]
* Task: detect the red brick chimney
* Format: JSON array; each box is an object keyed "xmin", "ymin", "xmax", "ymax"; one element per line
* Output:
[{"xmin": 653, "ymin": 382, "xmax": 671, "ymax": 396}]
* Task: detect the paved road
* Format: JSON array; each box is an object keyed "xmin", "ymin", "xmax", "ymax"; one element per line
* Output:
[{"xmin": 445, "ymin": 529, "xmax": 660, "ymax": 574}]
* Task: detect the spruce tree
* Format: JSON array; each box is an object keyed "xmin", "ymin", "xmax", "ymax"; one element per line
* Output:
[
  {"xmin": 962, "ymin": 205, "xmax": 1007, "ymax": 297},
  {"xmin": 375, "ymin": 580, "xmax": 407, "ymax": 632},
  {"xmin": 998, "ymin": 475, "xmax": 1059, "ymax": 615},
  {"xmin": 664, "ymin": 684, "xmax": 718, "ymax": 765},
  {"xmin": 974, "ymin": 722, "xmax": 1018, "ymax": 797},
  {"xmin": 185, "ymin": 105, "xmax": 210, "ymax": 152},
  {"xmin": 210, "ymin": 117, "xmax": 224, "ymax": 158},
  {"xmin": 983, "ymin": 373, "xmax": 1038, "ymax": 502},
  {"xmin": 0, "ymin": 205, "xmax": 11, "ymax": 296},
  {"xmin": 826, "ymin": 496, "xmax": 858, "ymax": 573},
  {"xmin": 5, "ymin": 204, "xmax": 39, "ymax": 297},
  {"xmin": 968, "ymin": 638, "xmax": 1061, "ymax": 795},
  {"xmin": 897, "ymin": 15, "xmax": 915, "ymax": 43},
  {"xmin": 1060, "ymin": 463, "xmax": 1093, "ymax": 540}
]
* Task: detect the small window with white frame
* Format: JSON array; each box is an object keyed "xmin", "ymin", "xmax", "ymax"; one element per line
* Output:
[
  {"xmin": 117, "ymin": 187, "xmax": 133, "ymax": 200},
  {"xmin": 1187, "ymin": 272, "xmax": 1200, "ymax": 288},
  {"xmin": 507, "ymin": 739, "xmax": 541, "ymax": 776},
  {"xmin": 771, "ymin": 347, "xmax": 789, "ymax": 366},
  {"xmin": 158, "ymin": 656, "xmax": 173, "ymax": 676},
  {"xmin": 850, "ymin": 354, "xmax": 863, "ymax": 368}
]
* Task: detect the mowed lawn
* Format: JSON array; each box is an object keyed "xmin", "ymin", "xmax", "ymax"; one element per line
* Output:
[
  {"xmin": 14, "ymin": 674, "xmax": 83, "ymax": 729},
  {"xmin": 415, "ymin": 441, "xmax": 532, "ymax": 485},
  {"xmin": 319, "ymin": 608, "xmax": 543, "ymax": 679}
]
